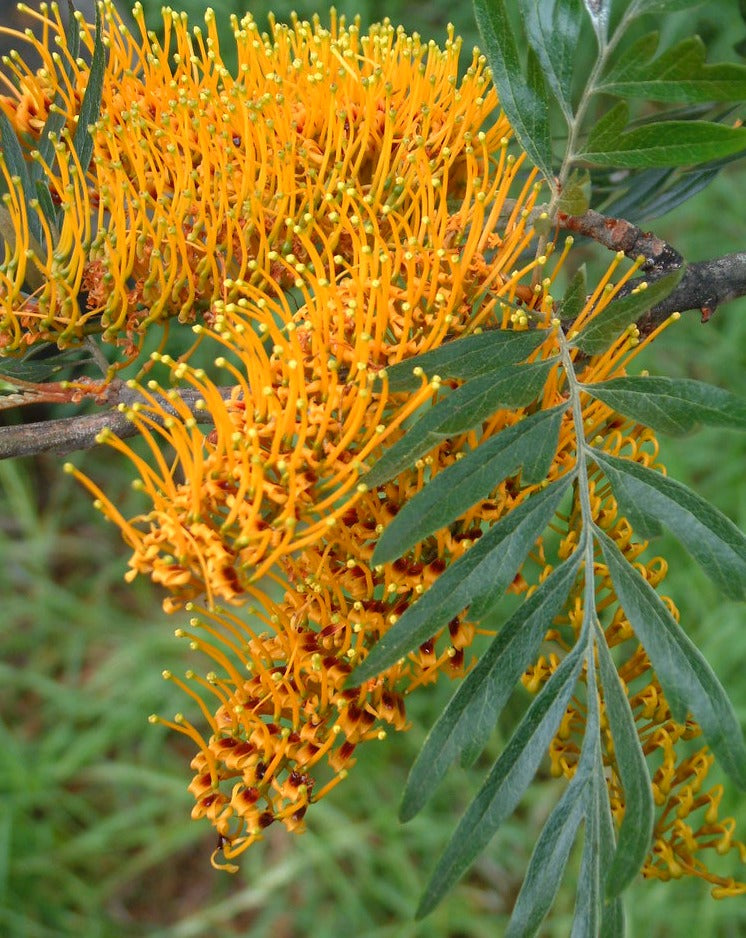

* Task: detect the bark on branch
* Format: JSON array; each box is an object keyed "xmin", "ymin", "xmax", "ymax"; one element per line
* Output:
[
  {"xmin": 0, "ymin": 384, "xmax": 231, "ymax": 460},
  {"xmin": 557, "ymin": 208, "xmax": 684, "ymax": 271},
  {"xmin": 640, "ymin": 252, "xmax": 746, "ymax": 330},
  {"xmin": 557, "ymin": 208, "xmax": 746, "ymax": 330}
]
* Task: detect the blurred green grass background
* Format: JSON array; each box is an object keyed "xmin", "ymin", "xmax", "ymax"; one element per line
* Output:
[{"xmin": 1, "ymin": 1, "xmax": 746, "ymax": 935}]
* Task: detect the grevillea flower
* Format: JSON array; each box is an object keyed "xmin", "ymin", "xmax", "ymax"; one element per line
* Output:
[
  {"xmin": 55, "ymin": 0, "xmax": 550, "ymax": 601},
  {"xmin": 69, "ymin": 213, "xmax": 548, "ymax": 607},
  {"xmin": 7, "ymin": 4, "xmax": 738, "ymax": 893},
  {"xmin": 0, "ymin": 1, "xmax": 517, "ymax": 354},
  {"xmin": 43, "ymin": 2, "xmax": 549, "ymax": 865},
  {"xmin": 70, "ymin": 245, "xmax": 717, "ymax": 871}
]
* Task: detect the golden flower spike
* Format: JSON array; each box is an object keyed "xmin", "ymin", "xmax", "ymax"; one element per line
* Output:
[
  {"xmin": 151, "ymin": 589, "xmax": 412, "ymax": 867},
  {"xmin": 1, "ymin": 1, "xmax": 520, "ymax": 359},
  {"xmin": 131, "ymin": 247, "xmax": 685, "ymax": 862},
  {"xmin": 52, "ymin": 4, "xmax": 746, "ymax": 899},
  {"xmin": 64, "ymin": 0, "xmax": 548, "ymax": 605}
]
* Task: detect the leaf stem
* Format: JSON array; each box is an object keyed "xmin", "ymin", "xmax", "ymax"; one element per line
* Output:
[
  {"xmin": 555, "ymin": 321, "xmax": 618, "ymax": 929},
  {"xmin": 556, "ymin": 326, "xmax": 596, "ymax": 591},
  {"xmin": 553, "ymin": 4, "xmax": 641, "ymax": 203}
]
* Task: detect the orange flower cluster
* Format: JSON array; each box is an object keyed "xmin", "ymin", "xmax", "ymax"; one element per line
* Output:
[
  {"xmin": 36, "ymin": 1, "xmax": 551, "ymax": 863},
  {"xmin": 68, "ymin": 267, "xmax": 699, "ymax": 872},
  {"xmin": 4, "ymin": 3, "xmax": 741, "ymax": 893},
  {"xmin": 69, "ymin": 223, "xmax": 544, "ymax": 610},
  {"xmin": 0, "ymin": 1, "xmax": 524, "ymax": 355}
]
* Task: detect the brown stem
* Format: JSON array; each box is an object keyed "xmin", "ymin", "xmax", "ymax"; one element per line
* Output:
[
  {"xmin": 0, "ymin": 385, "xmax": 232, "ymax": 460},
  {"xmin": 557, "ymin": 208, "xmax": 684, "ymax": 271},
  {"xmin": 556, "ymin": 208, "xmax": 746, "ymax": 331},
  {"xmin": 641, "ymin": 252, "xmax": 746, "ymax": 329}
]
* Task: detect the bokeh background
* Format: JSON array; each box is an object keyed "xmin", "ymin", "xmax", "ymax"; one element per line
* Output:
[{"xmin": 1, "ymin": 1, "xmax": 746, "ymax": 935}]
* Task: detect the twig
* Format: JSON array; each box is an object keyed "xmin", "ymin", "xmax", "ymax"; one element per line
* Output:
[
  {"xmin": 556, "ymin": 208, "xmax": 684, "ymax": 272},
  {"xmin": 84, "ymin": 335, "xmax": 113, "ymax": 376},
  {"xmin": 556, "ymin": 208, "xmax": 746, "ymax": 331},
  {"xmin": 0, "ymin": 384, "xmax": 232, "ymax": 460},
  {"xmin": 641, "ymin": 253, "xmax": 746, "ymax": 329}
]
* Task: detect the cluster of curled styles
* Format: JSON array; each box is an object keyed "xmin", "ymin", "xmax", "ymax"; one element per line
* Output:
[
  {"xmin": 535, "ymin": 445, "xmax": 746, "ymax": 898},
  {"xmin": 69, "ymin": 259, "xmax": 688, "ymax": 867},
  {"xmin": 40, "ymin": 5, "xmax": 743, "ymax": 888},
  {"xmin": 57, "ymin": 22, "xmax": 683, "ymax": 861},
  {"xmin": 0, "ymin": 0, "xmax": 532, "ymax": 356},
  {"xmin": 58, "ymin": 0, "xmax": 569, "ymax": 606},
  {"xmin": 45, "ymin": 2, "xmax": 559, "ymax": 863}
]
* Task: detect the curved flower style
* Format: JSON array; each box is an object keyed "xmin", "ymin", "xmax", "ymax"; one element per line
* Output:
[
  {"xmin": 1, "ymin": 1, "xmax": 519, "ymax": 353},
  {"xmin": 56, "ymin": 0, "xmax": 549, "ymax": 604}
]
